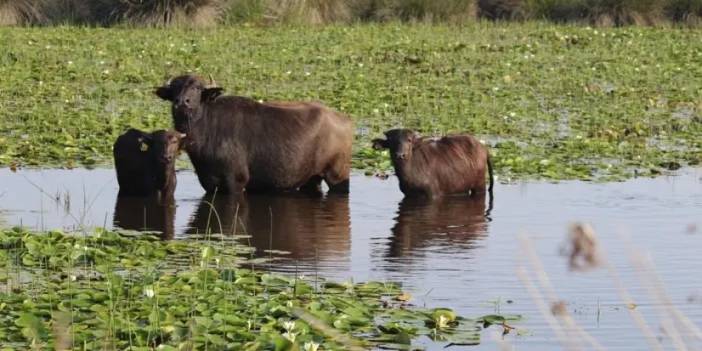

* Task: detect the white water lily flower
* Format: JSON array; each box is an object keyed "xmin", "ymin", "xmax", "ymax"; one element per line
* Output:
[
  {"xmin": 303, "ymin": 341, "xmax": 320, "ymax": 351},
  {"xmin": 143, "ymin": 286, "xmax": 155, "ymax": 298},
  {"xmin": 437, "ymin": 315, "xmax": 449, "ymax": 329},
  {"xmin": 282, "ymin": 321, "xmax": 296, "ymax": 332},
  {"xmin": 283, "ymin": 331, "xmax": 296, "ymax": 343}
]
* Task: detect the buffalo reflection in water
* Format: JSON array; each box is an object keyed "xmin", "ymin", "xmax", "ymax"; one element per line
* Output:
[
  {"xmin": 185, "ymin": 193, "xmax": 351, "ymax": 262},
  {"xmin": 387, "ymin": 193, "xmax": 491, "ymax": 259},
  {"xmin": 112, "ymin": 195, "xmax": 176, "ymax": 239}
]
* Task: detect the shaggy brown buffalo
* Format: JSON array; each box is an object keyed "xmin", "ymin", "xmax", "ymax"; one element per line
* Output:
[
  {"xmin": 154, "ymin": 74, "xmax": 353, "ymax": 194},
  {"xmin": 113, "ymin": 128, "xmax": 185, "ymax": 198},
  {"xmin": 372, "ymin": 129, "xmax": 494, "ymax": 198}
]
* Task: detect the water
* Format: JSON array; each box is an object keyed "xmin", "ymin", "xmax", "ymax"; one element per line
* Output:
[{"xmin": 1, "ymin": 167, "xmax": 701, "ymax": 350}]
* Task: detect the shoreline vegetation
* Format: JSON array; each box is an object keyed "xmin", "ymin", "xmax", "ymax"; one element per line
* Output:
[
  {"xmin": 0, "ymin": 23, "xmax": 700, "ymax": 181},
  {"xmin": 4, "ymin": 0, "xmax": 702, "ymax": 27}
]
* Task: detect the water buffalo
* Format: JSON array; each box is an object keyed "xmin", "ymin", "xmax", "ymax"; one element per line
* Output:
[
  {"xmin": 372, "ymin": 128, "xmax": 494, "ymax": 198},
  {"xmin": 154, "ymin": 74, "xmax": 353, "ymax": 194},
  {"xmin": 113, "ymin": 128, "xmax": 185, "ymax": 199}
]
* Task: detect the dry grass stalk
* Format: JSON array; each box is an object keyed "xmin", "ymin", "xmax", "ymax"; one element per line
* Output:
[
  {"xmin": 516, "ymin": 267, "xmax": 580, "ymax": 350},
  {"xmin": 630, "ymin": 251, "xmax": 702, "ymax": 343},
  {"xmin": 519, "ymin": 235, "xmax": 607, "ymax": 351},
  {"xmin": 566, "ymin": 222, "xmax": 601, "ymax": 271},
  {"xmin": 519, "ymin": 221, "xmax": 702, "ymax": 350}
]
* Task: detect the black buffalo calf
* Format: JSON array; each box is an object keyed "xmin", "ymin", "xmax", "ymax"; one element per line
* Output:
[{"xmin": 113, "ymin": 128, "xmax": 185, "ymax": 198}]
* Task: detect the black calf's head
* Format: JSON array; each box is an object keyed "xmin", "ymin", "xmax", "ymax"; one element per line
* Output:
[
  {"xmin": 155, "ymin": 74, "xmax": 224, "ymax": 133},
  {"xmin": 142, "ymin": 130, "xmax": 186, "ymax": 166},
  {"xmin": 372, "ymin": 129, "xmax": 420, "ymax": 161}
]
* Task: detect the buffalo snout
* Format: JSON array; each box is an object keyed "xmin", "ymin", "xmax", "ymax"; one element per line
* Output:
[
  {"xmin": 160, "ymin": 155, "xmax": 174, "ymax": 164},
  {"xmin": 175, "ymin": 97, "xmax": 192, "ymax": 109}
]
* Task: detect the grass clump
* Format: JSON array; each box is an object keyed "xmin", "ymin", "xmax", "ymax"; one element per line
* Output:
[
  {"xmin": 353, "ymin": 0, "xmax": 477, "ymax": 23},
  {"xmin": 0, "ymin": 227, "xmax": 516, "ymax": 349},
  {"xmin": 103, "ymin": 0, "xmax": 225, "ymax": 27},
  {"xmin": 268, "ymin": 0, "xmax": 352, "ymax": 24},
  {"xmin": 0, "ymin": 0, "xmax": 43, "ymax": 26}
]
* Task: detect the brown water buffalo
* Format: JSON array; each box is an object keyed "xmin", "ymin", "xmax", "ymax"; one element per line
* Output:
[
  {"xmin": 372, "ymin": 128, "xmax": 494, "ymax": 198},
  {"xmin": 113, "ymin": 128, "xmax": 185, "ymax": 199},
  {"xmin": 154, "ymin": 74, "xmax": 353, "ymax": 194}
]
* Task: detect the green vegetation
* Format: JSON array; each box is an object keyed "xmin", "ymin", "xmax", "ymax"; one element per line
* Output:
[
  {"xmin": 0, "ymin": 227, "xmax": 518, "ymax": 349},
  {"xmin": 0, "ymin": 23, "xmax": 700, "ymax": 180}
]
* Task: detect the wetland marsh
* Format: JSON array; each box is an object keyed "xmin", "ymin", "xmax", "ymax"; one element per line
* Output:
[{"xmin": 0, "ymin": 22, "xmax": 701, "ymax": 350}]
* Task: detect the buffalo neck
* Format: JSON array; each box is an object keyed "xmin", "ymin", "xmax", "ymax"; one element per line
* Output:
[
  {"xmin": 176, "ymin": 106, "xmax": 209, "ymax": 154},
  {"xmin": 179, "ymin": 98, "xmax": 255, "ymax": 156},
  {"xmin": 154, "ymin": 163, "xmax": 176, "ymax": 196},
  {"xmin": 391, "ymin": 156, "xmax": 416, "ymax": 189}
]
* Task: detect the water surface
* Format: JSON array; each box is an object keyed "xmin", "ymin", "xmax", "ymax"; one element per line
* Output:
[{"xmin": 1, "ymin": 168, "xmax": 700, "ymax": 350}]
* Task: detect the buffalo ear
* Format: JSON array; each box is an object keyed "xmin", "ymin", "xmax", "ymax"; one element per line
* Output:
[
  {"xmin": 202, "ymin": 87, "xmax": 224, "ymax": 102},
  {"xmin": 409, "ymin": 131, "xmax": 421, "ymax": 142},
  {"xmin": 372, "ymin": 138, "xmax": 387, "ymax": 150},
  {"xmin": 155, "ymin": 86, "xmax": 172, "ymax": 101}
]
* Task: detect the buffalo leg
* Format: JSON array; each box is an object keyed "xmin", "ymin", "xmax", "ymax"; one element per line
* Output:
[
  {"xmin": 327, "ymin": 179, "xmax": 350, "ymax": 194},
  {"xmin": 225, "ymin": 172, "xmax": 248, "ymax": 194},
  {"xmin": 324, "ymin": 159, "xmax": 350, "ymax": 194},
  {"xmin": 199, "ymin": 174, "xmax": 222, "ymax": 194},
  {"xmin": 300, "ymin": 175, "xmax": 323, "ymax": 195}
]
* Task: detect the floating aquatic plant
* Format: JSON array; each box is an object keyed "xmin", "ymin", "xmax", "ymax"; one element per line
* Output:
[{"xmin": 0, "ymin": 227, "xmax": 520, "ymax": 349}]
